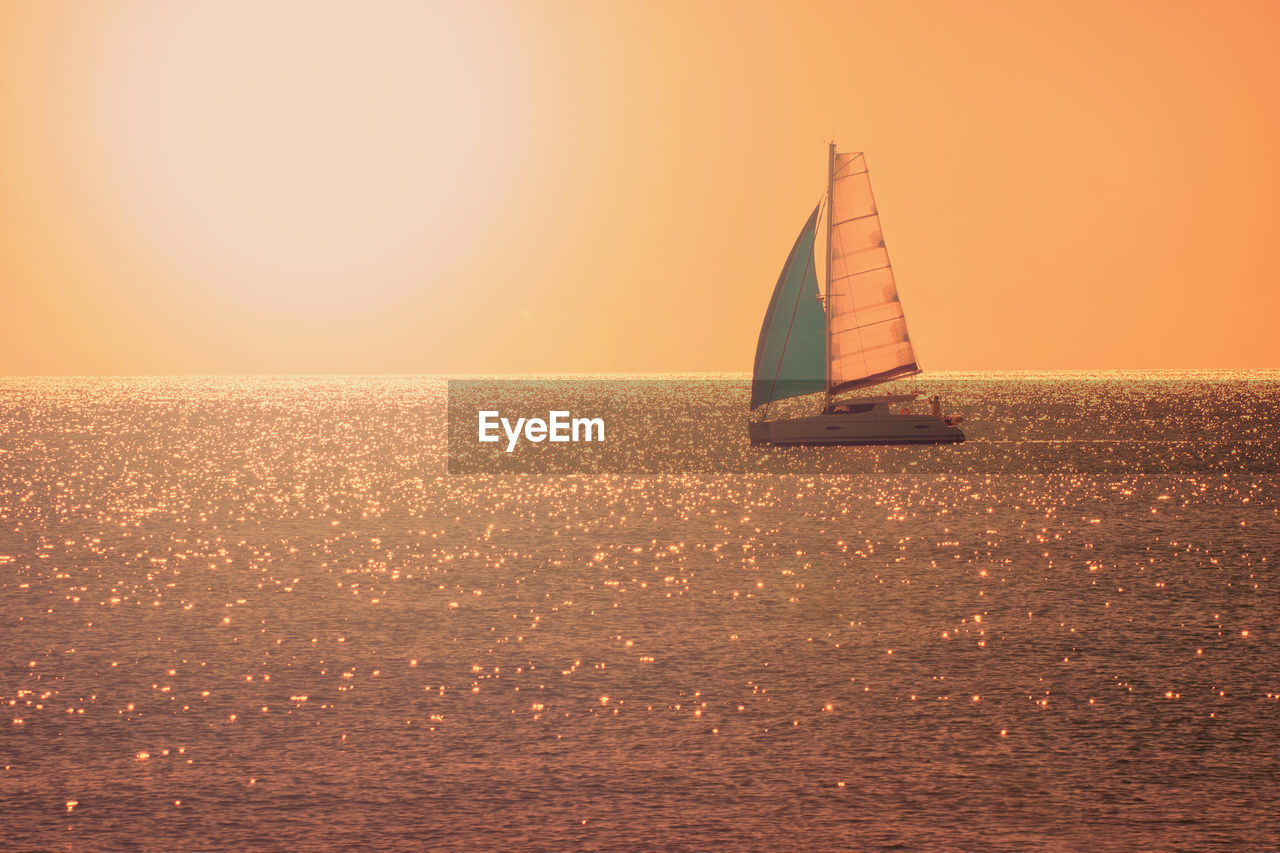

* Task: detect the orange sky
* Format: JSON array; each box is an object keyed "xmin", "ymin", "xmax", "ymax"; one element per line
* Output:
[{"xmin": 2, "ymin": 0, "xmax": 1278, "ymax": 374}]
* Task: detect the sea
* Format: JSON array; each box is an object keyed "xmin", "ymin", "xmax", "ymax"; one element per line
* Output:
[{"xmin": 1, "ymin": 372, "xmax": 1278, "ymax": 852}]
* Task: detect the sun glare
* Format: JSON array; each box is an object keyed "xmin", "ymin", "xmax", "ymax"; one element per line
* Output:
[{"xmin": 90, "ymin": 1, "xmax": 528, "ymax": 316}]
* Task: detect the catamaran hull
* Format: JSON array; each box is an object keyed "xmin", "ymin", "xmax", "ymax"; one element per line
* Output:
[{"xmin": 749, "ymin": 413, "xmax": 965, "ymax": 446}]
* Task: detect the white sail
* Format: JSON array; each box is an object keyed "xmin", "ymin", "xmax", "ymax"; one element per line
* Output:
[{"xmin": 826, "ymin": 151, "xmax": 920, "ymax": 394}]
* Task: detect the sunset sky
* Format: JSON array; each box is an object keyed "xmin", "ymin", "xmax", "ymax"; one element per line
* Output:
[{"xmin": 2, "ymin": 0, "xmax": 1277, "ymax": 374}]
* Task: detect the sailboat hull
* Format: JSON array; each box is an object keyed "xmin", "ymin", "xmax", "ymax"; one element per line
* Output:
[{"xmin": 749, "ymin": 412, "xmax": 965, "ymax": 446}]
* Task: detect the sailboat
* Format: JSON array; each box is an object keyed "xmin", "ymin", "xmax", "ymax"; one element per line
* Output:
[{"xmin": 748, "ymin": 143, "xmax": 964, "ymax": 446}]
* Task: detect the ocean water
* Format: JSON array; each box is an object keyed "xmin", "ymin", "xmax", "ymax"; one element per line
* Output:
[{"xmin": 2, "ymin": 373, "xmax": 1278, "ymax": 852}]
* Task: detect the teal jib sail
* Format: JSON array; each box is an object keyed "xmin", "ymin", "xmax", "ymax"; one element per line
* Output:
[{"xmin": 750, "ymin": 205, "xmax": 826, "ymax": 409}]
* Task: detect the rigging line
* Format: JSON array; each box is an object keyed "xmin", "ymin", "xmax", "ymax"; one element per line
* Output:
[{"xmin": 832, "ymin": 156, "xmax": 868, "ymax": 180}]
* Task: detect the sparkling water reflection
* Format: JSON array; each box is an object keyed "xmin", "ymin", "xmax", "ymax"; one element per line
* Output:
[{"xmin": 1, "ymin": 374, "xmax": 1278, "ymax": 851}]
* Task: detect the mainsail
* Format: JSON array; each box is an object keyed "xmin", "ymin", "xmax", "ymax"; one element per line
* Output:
[
  {"xmin": 826, "ymin": 151, "xmax": 920, "ymax": 393},
  {"xmin": 750, "ymin": 205, "xmax": 825, "ymax": 409}
]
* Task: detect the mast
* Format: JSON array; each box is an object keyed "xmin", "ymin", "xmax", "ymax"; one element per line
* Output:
[{"xmin": 823, "ymin": 141, "xmax": 835, "ymax": 413}]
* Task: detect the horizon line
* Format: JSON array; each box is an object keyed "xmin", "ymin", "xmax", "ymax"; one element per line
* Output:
[{"xmin": 2, "ymin": 367, "xmax": 1278, "ymax": 380}]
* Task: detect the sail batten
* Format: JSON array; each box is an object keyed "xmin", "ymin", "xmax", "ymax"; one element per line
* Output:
[
  {"xmin": 826, "ymin": 150, "xmax": 919, "ymax": 394},
  {"xmin": 831, "ymin": 265, "xmax": 893, "ymax": 284},
  {"xmin": 830, "ymin": 363, "xmax": 920, "ymax": 396},
  {"xmin": 832, "ymin": 212, "xmax": 880, "ymax": 227}
]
